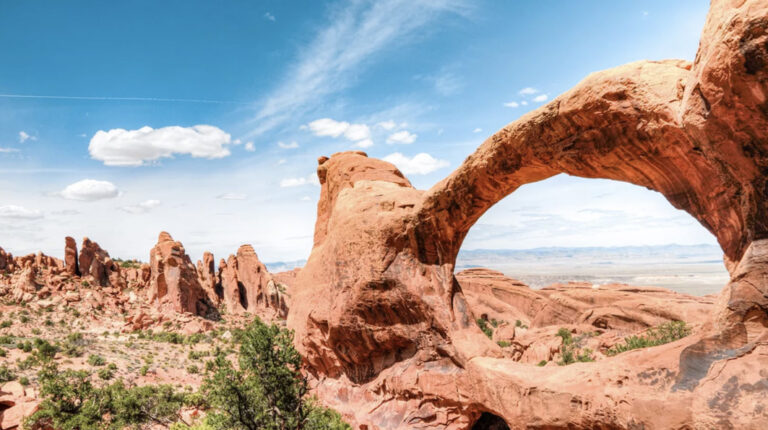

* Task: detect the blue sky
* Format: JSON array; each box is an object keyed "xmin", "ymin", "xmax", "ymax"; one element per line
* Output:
[{"xmin": 0, "ymin": 0, "xmax": 716, "ymax": 262}]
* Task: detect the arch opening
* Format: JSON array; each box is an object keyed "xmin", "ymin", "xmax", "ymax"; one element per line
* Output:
[
  {"xmin": 456, "ymin": 174, "xmax": 729, "ymax": 296},
  {"xmin": 471, "ymin": 412, "xmax": 510, "ymax": 430}
]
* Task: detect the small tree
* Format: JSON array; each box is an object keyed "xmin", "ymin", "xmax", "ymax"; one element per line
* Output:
[{"xmin": 202, "ymin": 319, "xmax": 349, "ymax": 430}]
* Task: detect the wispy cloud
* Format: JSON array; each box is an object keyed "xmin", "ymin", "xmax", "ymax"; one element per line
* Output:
[
  {"xmin": 280, "ymin": 173, "xmax": 320, "ymax": 188},
  {"xmin": 19, "ymin": 131, "xmax": 36, "ymax": 143},
  {"xmin": 217, "ymin": 193, "xmax": 248, "ymax": 200},
  {"xmin": 248, "ymin": 0, "xmax": 468, "ymax": 136},
  {"xmin": 264, "ymin": 12, "xmax": 276, "ymax": 22},
  {"xmin": 120, "ymin": 199, "xmax": 161, "ymax": 214},
  {"xmin": 0, "ymin": 205, "xmax": 43, "ymax": 220}
]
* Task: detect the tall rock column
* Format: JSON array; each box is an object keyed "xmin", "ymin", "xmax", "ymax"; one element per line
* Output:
[
  {"xmin": 64, "ymin": 236, "xmax": 79, "ymax": 276},
  {"xmin": 148, "ymin": 232, "xmax": 209, "ymax": 315}
]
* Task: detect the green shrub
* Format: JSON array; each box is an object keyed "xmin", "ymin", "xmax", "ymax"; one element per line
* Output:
[
  {"xmin": 20, "ymin": 315, "xmax": 29, "ymax": 324},
  {"xmin": 35, "ymin": 339, "xmax": 58, "ymax": 360},
  {"xmin": 87, "ymin": 354, "xmax": 106, "ymax": 366},
  {"xmin": 537, "ymin": 360, "xmax": 548, "ymax": 367},
  {"xmin": 19, "ymin": 376, "xmax": 29, "ymax": 386},
  {"xmin": 476, "ymin": 318, "xmax": 493, "ymax": 339},
  {"xmin": 98, "ymin": 368, "xmax": 114, "ymax": 380},
  {"xmin": 496, "ymin": 341, "xmax": 511, "ymax": 348},
  {"xmin": 556, "ymin": 328, "xmax": 594, "ymax": 366},
  {"xmin": 607, "ymin": 321, "xmax": 691, "ymax": 356},
  {"xmin": 0, "ymin": 365, "xmax": 14, "ymax": 382},
  {"xmin": 139, "ymin": 365, "xmax": 149, "ymax": 376},
  {"xmin": 61, "ymin": 332, "xmax": 87, "ymax": 357},
  {"xmin": 202, "ymin": 318, "xmax": 350, "ymax": 430},
  {"xmin": 25, "ymin": 362, "xmax": 185, "ymax": 430},
  {"xmin": 0, "ymin": 320, "xmax": 12, "ymax": 328},
  {"xmin": 186, "ymin": 365, "xmax": 199, "ymax": 374}
]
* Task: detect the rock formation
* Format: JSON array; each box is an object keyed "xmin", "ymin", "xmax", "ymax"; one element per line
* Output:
[
  {"xmin": 457, "ymin": 268, "xmax": 715, "ymax": 332},
  {"xmin": 78, "ymin": 237, "xmax": 118, "ymax": 287},
  {"xmin": 288, "ymin": 1, "xmax": 768, "ymax": 427},
  {"xmin": 147, "ymin": 232, "xmax": 210, "ymax": 316},
  {"xmin": 196, "ymin": 251, "xmax": 220, "ymax": 306},
  {"xmin": 64, "ymin": 236, "xmax": 79, "ymax": 276},
  {"xmin": 0, "ymin": 247, "xmax": 10, "ymax": 272},
  {"xmin": 218, "ymin": 245, "xmax": 287, "ymax": 320}
]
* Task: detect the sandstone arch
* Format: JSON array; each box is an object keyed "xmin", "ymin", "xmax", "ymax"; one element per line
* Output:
[{"xmin": 289, "ymin": 1, "xmax": 768, "ymax": 428}]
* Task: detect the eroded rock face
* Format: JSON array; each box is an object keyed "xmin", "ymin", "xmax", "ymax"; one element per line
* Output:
[
  {"xmin": 147, "ymin": 232, "xmax": 209, "ymax": 315},
  {"xmin": 289, "ymin": 1, "xmax": 768, "ymax": 427},
  {"xmin": 217, "ymin": 245, "xmax": 287, "ymax": 320},
  {"xmin": 0, "ymin": 247, "xmax": 11, "ymax": 272},
  {"xmin": 78, "ymin": 237, "xmax": 115, "ymax": 287},
  {"xmin": 196, "ymin": 251, "xmax": 221, "ymax": 305},
  {"xmin": 64, "ymin": 236, "xmax": 79, "ymax": 276}
]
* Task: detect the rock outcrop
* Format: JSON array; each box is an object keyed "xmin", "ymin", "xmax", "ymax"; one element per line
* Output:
[
  {"xmin": 457, "ymin": 268, "xmax": 715, "ymax": 332},
  {"xmin": 0, "ymin": 247, "xmax": 10, "ymax": 272},
  {"xmin": 78, "ymin": 237, "xmax": 118, "ymax": 287},
  {"xmin": 64, "ymin": 236, "xmax": 79, "ymax": 276},
  {"xmin": 218, "ymin": 245, "xmax": 287, "ymax": 320},
  {"xmin": 288, "ymin": 1, "xmax": 768, "ymax": 427},
  {"xmin": 147, "ymin": 232, "xmax": 209, "ymax": 316},
  {"xmin": 196, "ymin": 251, "xmax": 220, "ymax": 306}
]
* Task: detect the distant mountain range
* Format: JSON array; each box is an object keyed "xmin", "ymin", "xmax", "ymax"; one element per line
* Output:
[
  {"xmin": 456, "ymin": 244, "xmax": 724, "ymax": 265},
  {"xmin": 265, "ymin": 244, "xmax": 724, "ymax": 273}
]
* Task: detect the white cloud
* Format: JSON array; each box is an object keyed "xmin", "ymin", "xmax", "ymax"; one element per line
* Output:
[
  {"xmin": 344, "ymin": 123, "xmax": 371, "ymax": 141},
  {"xmin": 377, "ymin": 120, "xmax": 397, "ymax": 130},
  {"xmin": 120, "ymin": 199, "xmax": 161, "ymax": 214},
  {"xmin": 244, "ymin": 142, "xmax": 255, "ymax": 152},
  {"xmin": 217, "ymin": 193, "xmax": 247, "ymax": 200},
  {"xmin": 354, "ymin": 139, "xmax": 374, "ymax": 148},
  {"xmin": 248, "ymin": 0, "xmax": 467, "ymax": 136},
  {"xmin": 18, "ymin": 131, "xmax": 35, "ymax": 143},
  {"xmin": 0, "ymin": 205, "xmax": 43, "ymax": 220},
  {"xmin": 306, "ymin": 118, "xmax": 349, "ymax": 137},
  {"xmin": 504, "ymin": 101, "xmax": 519, "ymax": 108},
  {"xmin": 264, "ymin": 12, "xmax": 276, "ymax": 21},
  {"xmin": 521, "ymin": 101, "xmax": 528, "ymax": 106},
  {"xmin": 277, "ymin": 141, "xmax": 299, "ymax": 149},
  {"xmin": 59, "ymin": 179, "xmax": 120, "ymax": 201},
  {"xmin": 0, "ymin": 147, "xmax": 19, "ymax": 153},
  {"xmin": 473, "ymin": 128, "xmax": 482, "ymax": 133},
  {"xmin": 386, "ymin": 130, "xmax": 418, "ymax": 144},
  {"xmin": 277, "ymin": 159, "xmax": 287, "ymax": 165},
  {"xmin": 88, "ymin": 125, "xmax": 232, "ymax": 166},
  {"xmin": 533, "ymin": 94, "xmax": 549, "ymax": 102},
  {"xmin": 383, "ymin": 152, "xmax": 449, "ymax": 175},
  {"xmin": 518, "ymin": 87, "xmax": 538, "ymax": 95},
  {"xmin": 306, "ymin": 118, "xmax": 372, "ymax": 146},
  {"xmin": 280, "ymin": 173, "xmax": 320, "ymax": 188}
]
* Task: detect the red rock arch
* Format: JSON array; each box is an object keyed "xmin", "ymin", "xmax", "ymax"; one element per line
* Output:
[{"xmin": 289, "ymin": 1, "xmax": 768, "ymax": 428}]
